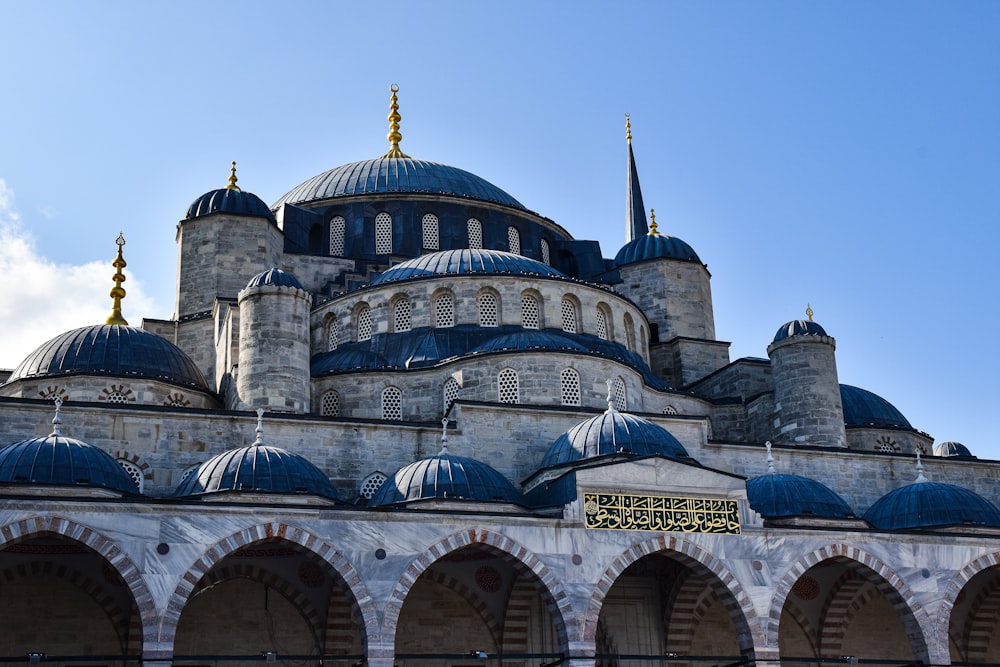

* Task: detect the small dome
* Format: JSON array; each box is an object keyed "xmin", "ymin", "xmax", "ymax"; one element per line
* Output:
[
  {"xmin": 246, "ymin": 268, "xmax": 304, "ymax": 290},
  {"xmin": 0, "ymin": 434, "xmax": 137, "ymax": 494},
  {"xmin": 6, "ymin": 325, "xmax": 209, "ymax": 391},
  {"xmin": 747, "ymin": 473, "xmax": 855, "ymax": 519},
  {"xmin": 541, "ymin": 410, "xmax": 691, "ymax": 468},
  {"xmin": 864, "ymin": 481, "xmax": 1000, "ymax": 530},
  {"xmin": 371, "ymin": 249, "xmax": 565, "ymax": 285},
  {"xmin": 174, "ymin": 444, "xmax": 339, "ymax": 499},
  {"xmin": 840, "ymin": 384, "xmax": 912, "ymax": 429},
  {"xmin": 369, "ymin": 454, "xmax": 524, "ymax": 506},
  {"xmin": 934, "ymin": 441, "xmax": 975, "ymax": 458},
  {"xmin": 185, "ymin": 187, "xmax": 276, "ymax": 223},
  {"xmin": 272, "ymin": 157, "xmax": 525, "ymax": 211},
  {"xmin": 471, "ymin": 331, "xmax": 589, "ymax": 355},
  {"xmin": 614, "ymin": 233, "xmax": 701, "ymax": 266},
  {"xmin": 772, "ymin": 319, "xmax": 829, "ymax": 342}
]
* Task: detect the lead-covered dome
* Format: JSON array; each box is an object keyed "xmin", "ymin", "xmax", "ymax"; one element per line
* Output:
[
  {"xmin": 185, "ymin": 187, "xmax": 276, "ymax": 223},
  {"xmin": 540, "ymin": 409, "xmax": 691, "ymax": 469},
  {"xmin": 6, "ymin": 325, "xmax": 209, "ymax": 390},
  {"xmin": 369, "ymin": 453, "xmax": 525, "ymax": 506},
  {"xmin": 0, "ymin": 433, "xmax": 138, "ymax": 494},
  {"xmin": 934, "ymin": 441, "xmax": 974, "ymax": 458},
  {"xmin": 174, "ymin": 444, "xmax": 339, "ymax": 499},
  {"xmin": 615, "ymin": 233, "xmax": 701, "ymax": 266},
  {"xmin": 864, "ymin": 480, "xmax": 1000, "ymax": 530},
  {"xmin": 747, "ymin": 473, "xmax": 854, "ymax": 519},
  {"xmin": 772, "ymin": 319, "xmax": 829, "ymax": 342},
  {"xmin": 272, "ymin": 157, "xmax": 525, "ymax": 211},
  {"xmin": 840, "ymin": 384, "xmax": 912, "ymax": 429},
  {"xmin": 371, "ymin": 249, "xmax": 565, "ymax": 285},
  {"xmin": 245, "ymin": 268, "xmax": 304, "ymax": 290}
]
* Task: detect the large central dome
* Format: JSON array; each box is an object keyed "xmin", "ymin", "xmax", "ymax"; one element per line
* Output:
[{"xmin": 271, "ymin": 157, "xmax": 525, "ymax": 211}]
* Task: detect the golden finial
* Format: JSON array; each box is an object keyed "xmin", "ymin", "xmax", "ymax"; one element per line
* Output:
[
  {"xmin": 382, "ymin": 84, "xmax": 411, "ymax": 159},
  {"xmin": 805, "ymin": 303, "xmax": 814, "ymax": 322},
  {"xmin": 647, "ymin": 208, "xmax": 659, "ymax": 235},
  {"xmin": 625, "ymin": 113, "xmax": 632, "ymax": 144},
  {"xmin": 226, "ymin": 161, "xmax": 241, "ymax": 191},
  {"xmin": 106, "ymin": 233, "xmax": 129, "ymax": 326}
]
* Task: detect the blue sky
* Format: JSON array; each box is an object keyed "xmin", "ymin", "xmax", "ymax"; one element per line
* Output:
[{"xmin": 1, "ymin": 2, "xmax": 998, "ymax": 458}]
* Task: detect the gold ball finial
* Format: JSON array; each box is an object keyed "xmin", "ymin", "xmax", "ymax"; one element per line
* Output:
[
  {"xmin": 806, "ymin": 303, "xmax": 814, "ymax": 322},
  {"xmin": 625, "ymin": 113, "xmax": 632, "ymax": 144},
  {"xmin": 382, "ymin": 83, "xmax": 411, "ymax": 159},
  {"xmin": 648, "ymin": 208, "xmax": 659, "ymax": 235},
  {"xmin": 106, "ymin": 232, "xmax": 129, "ymax": 326},
  {"xmin": 226, "ymin": 161, "xmax": 241, "ymax": 191}
]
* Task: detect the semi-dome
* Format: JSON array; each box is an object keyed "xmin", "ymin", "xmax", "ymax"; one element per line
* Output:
[
  {"xmin": 272, "ymin": 157, "xmax": 525, "ymax": 211},
  {"xmin": 615, "ymin": 233, "xmax": 701, "ymax": 266},
  {"xmin": 840, "ymin": 384, "xmax": 912, "ymax": 429},
  {"xmin": 541, "ymin": 409, "xmax": 691, "ymax": 469},
  {"xmin": 0, "ymin": 433, "xmax": 138, "ymax": 495},
  {"xmin": 864, "ymin": 480, "xmax": 1000, "ymax": 530},
  {"xmin": 371, "ymin": 249, "xmax": 565, "ymax": 285},
  {"xmin": 174, "ymin": 444, "xmax": 339, "ymax": 499},
  {"xmin": 185, "ymin": 187, "xmax": 276, "ymax": 223},
  {"xmin": 772, "ymin": 319, "xmax": 829, "ymax": 343},
  {"xmin": 934, "ymin": 441, "xmax": 974, "ymax": 458},
  {"xmin": 747, "ymin": 473, "xmax": 855, "ymax": 519},
  {"xmin": 6, "ymin": 325, "xmax": 210, "ymax": 391},
  {"xmin": 245, "ymin": 268, "xmax": 304, "ymax": 290},
  {"xmin": 369, "ymin": 453, "xmax": 525, "ymax": 506}
]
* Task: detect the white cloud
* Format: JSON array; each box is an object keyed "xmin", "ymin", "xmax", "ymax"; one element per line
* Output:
[{"xmin": 0, "ymin": 179, "xmax": 158, "ymax": 369}]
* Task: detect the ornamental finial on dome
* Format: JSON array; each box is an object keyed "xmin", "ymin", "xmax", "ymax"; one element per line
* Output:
[
  {"xmin": 438, "ymin": 416, "xmax": 450, "ymax": 455},
  {"xmin": 226, "ymin": 161, "xmax": 241, "ymax": 191},
  {"xmin": 106, "ymin": 233, "xmax": 129, "ymax": 326},
  {"xmin": 252, "ymin": 408, "xmax": 265, "ymax": 447},
  {"xmin": 806, "ymin": 303, "xmax": 814, "ymax": 322},
  {"xmin": 382, "ymin": 84, "xmax": 411, "ymax": 159},
  {"xmin": 915, "ymin": 449, "xmax": 928, "ymax": 483},
  {"xmin": 626, "ymin": 113, "xmax": 632, "ymax": 144},
  {"xmin": 605, "ymin": 379, "xmax": 617, "ymax": 414},
  {"xmin": 648, "ymin": 208, "xmax": 659, "ymax": 235},
  {"xmin": 50, "ymin": 396, "xmax": 64, "ymax": 437},
  {"xmin": 765, "ymin": 440, "xmax": 777, "ymax": 475}
]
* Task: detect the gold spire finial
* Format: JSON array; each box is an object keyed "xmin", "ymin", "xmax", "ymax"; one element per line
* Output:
[
  {"xmin": 805, "ymin": 303, "xmax": 814, "ymax": 322},
  {"xmin": 106, "ymin": 232, "xmax": 129, "ymax": 326},
  {"xmin": 625, "ymin": 113, "xmax": 632, "ymax": 144},
  {"xmin": 226, "ymin": 161, "xmax": 241, "ymax": 191},
  {"xmin": 648, "ymin": 208, "xmax": 659, "ymax": 235},
  {"xmin": 382, "ymin": 84, "xmax": 411, "ymax": 159}
]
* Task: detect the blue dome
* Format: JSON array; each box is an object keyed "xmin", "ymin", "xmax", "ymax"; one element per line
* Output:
[
  {"xmin": 272, "ymin": 157, "xmax": 525, "ymax": 211},
  {"xmin": 0, "ymin": 434, "xmax": 138, "ymax": 494},
  {"xmin": 174, "ymin": 444, "xmax": 339, "ymax": 499},
  {"xmin": 369, "ymin": 453, "xmax": 525, "ymax": 506},
  {"xmin": 371, "ymin": 249, "xmax": 565, "ymax": 285},
  {"xmin": 863, "ymin": 481, "xmax": 1000, "ymax": 530},
  {"xmin": 186, "ymin": 188, "xmax": 276, "ymax": 223},
  {"xmin": 840, "ymin": 384, "xmax": 912, "ymax": 429},
  {"xmin": 614, "ymin": 233, "xmax": 701, "ymax": 266},
  {"xmin": 6, "ymin": 325, "xmax": 209, "ymax": 391},
  {"xmin": 772, "ymin": 319, "xmax": 829, "ymax": 342},
  {"xmin": 747, "ymin": 473, "xmax": 855, "ymax": 519},
  {"xmin": 471, "ymin": 331, "xmax": 589, "ymax": 355},
  {"xmin": 246, "ymin": 268, "xmax": 304, "ymax": 290},
  {"xmin": 541, "ymin": 410, "xmax": 691, "ymax": 468},
  {"xmin": 934, "ymin": 441, "xmax": 974, "ymax": 458}
]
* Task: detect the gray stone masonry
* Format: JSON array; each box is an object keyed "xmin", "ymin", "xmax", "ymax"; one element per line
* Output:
[
  {"xmin": 767, "ymin": 334, "xmax": 847, "ymax": 448},
  {"xmin": 617, "ymin": 260, "xmax": 716, "ymax": 341}
]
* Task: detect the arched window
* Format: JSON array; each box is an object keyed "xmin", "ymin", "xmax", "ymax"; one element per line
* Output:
[
  {"xmin": 117, "ymin": 459, "xmax": 143, "ymax": 493},
  {"xmin": 381, "ymin": 386, "xmax": 402, "ymax": 420},
  {"xmin": 357, "ymin": 305, "xmax": 373, "ymax": 342},
  {"xmin": 540, "ymin": 238, "xmax": 551, "ymax": 265},
  {"xmin": 443, "ymin": 377, "xmax": 460, "ymax": 412},
  {"xmin": 393, "ymin": 295, "xmax": 412, "ymax": 333},
  {"xmin": 360, "ymin": 471, "xmax": 388, "ymax": 500},
  {"xmin": 560, "ymin": 297, "xmax": 578, "ymax": 333},
  {"xmin": 624, "ymin": 313, "xmax": 636, "ymax": 351},
  {"xmin": 321, "ymin": 390, "xmax": 340, "ymax": 417},
  {"xmin": 327, "ymin": 318, "xmax": 340, "ymax": 351},
  {"xmin": 662, "ymin": 405, "xmax": 678, "ymax": 415},
  {"xmin": 498, "ymin": 368, "xmax": 519, "ymax": 404},
  {"xmin": 639, "ymin": 325, "xmax": 647, "ymax": 357},
  {"xmin": 507, "ymin": 226, "xmax": 521, "ymax": 255},
  {"xmin": 596, "ymin": 306, "xmax": 610, "ymax": 341},
  {"xmin": 560, "ymin": 368, "xmax": 581, "ymax": 406},
  {"xmin": 329, "ymin": 216, "xmax": 345, "ymax": 256},
  {"xmin": 422, "ymin": 213, "xmax": 439, "ymax": 251},
  {"xmin": 468, "ymin": 218, "xmax": 483, "ymax": 249},
  {"xmin": 611, "ymin": 377, "xmax": 627, "ymax": 411},
  {"xmin": 434, "ymin": 291, "xmax": 455, "ymax": 328},
  {"xmin": 375, "ymin": 211, "xmax": 392, "ymax": 254},
  {"xmin": 521, "ymin": 293, "xmax": 540, "ymax": 329},
  {"xmin": 479, "ymin": 291, "xmax": 499, "ymax": 327}
]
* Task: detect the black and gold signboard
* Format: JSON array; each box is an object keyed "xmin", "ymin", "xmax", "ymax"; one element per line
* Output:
[{"xmin": 583, "ymin": 492, "xmax": 740, "ymax": 534}]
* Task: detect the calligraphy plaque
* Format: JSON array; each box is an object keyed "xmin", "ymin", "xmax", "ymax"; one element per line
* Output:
[{"xmin": 583, "ymin": 492, "xmax": 741, "ymax": 534}]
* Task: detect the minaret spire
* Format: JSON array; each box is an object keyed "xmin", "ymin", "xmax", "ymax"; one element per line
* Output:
[
  {"xmin": 625, "ymin": 114, "xmax": 649, "ymax": 243},
  {"xmin": 106, "ymin": 233, "xmax": 129, "ymax": 326},
  {"xmin": 382, "ymin": 84, "xmax": 411, "ymax": 159}
]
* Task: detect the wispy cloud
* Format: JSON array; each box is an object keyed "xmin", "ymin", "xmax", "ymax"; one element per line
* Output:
[{"xmin": 0, "ymin": 179, "xmax": 158, "ymax": 369}]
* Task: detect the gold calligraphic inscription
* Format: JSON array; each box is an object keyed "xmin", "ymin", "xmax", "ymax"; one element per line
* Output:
[{"xmin": 583, "ymin": 492, "xmax": 740, "ymax": 534}]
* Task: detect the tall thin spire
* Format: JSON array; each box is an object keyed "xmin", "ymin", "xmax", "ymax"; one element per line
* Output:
[
  {"xmin": 106, "ymin": 233, "xmax": 129, "ymax": 326},
  {"xmin": 382, "ymin": 84, "xmax": 411, "ymax": 159},
  {"xmin": 625, "ymin": 114, "xmax": 649, "ymax": 243}
]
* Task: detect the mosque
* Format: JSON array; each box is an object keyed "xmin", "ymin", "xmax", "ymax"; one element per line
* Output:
[{"xmin": 0, "ymin": 86, "xmax": 998, "ymax": 667}]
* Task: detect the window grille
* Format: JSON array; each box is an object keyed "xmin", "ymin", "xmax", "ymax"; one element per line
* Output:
[
  {"xmin": 106, "ymin": 390, "xmax": 129, "ymax": 404},
  {"xmin": 507, "ymin": 226, "xmax": 521, "ymax": 255},
  {"xmin": 498, "ymin": 368, "xmax": 519, "ymax": 404},
  {"xmin": 662, "ymin": 405, "xmax": 678, "ymax": 415},
  {"xmin": 328, "ymin": 319, "xmax": 340, "ymax": 351},
  {"xmin": 561, "ymin": 298, "xmax": 578, "ymax": 333},
  {"xmin": 118, "ymin": 459, "xmax": 143, "ymax": 492},
  {"xmin": 360, "ymin": 472, "xmax": 387, "ymax": 500},
  {"xmin": 468, "ymin": 218, "xmax": 482, "ymax": 249},
  {"xmin": 329, "ymin": 216, "xmax": 345, "ymax": 256},
  {"xmin": 611, "ymin": 377, "xmax": 627, "ymax": 411},
  {"xmin": 375, "ymin": 212, "xmax": 392, "ymax": 254},
  {"xmin": 394, "ymin": 296, "xmax": 412, "ymax": 332},
  {"xmin": 560, "ymin": 368, "xmax": 581, "ymax": 406},
  {"xmin": 596, "ymin": 308, "xmax": 609, "ymax": 340},
  {"xmin": 541, "ymin": 238, "xmax": 551, "ymax": 265},
  {"xmin": 479, "ymin": 292, "xmax": 499, "ymax": 327},
  {"xmin": 422, "ymin": 213, "xmax": 439, "ymax": 251},
  {"xmin": 357, "ymin": 305, "xmax": 373, "ymax": 341},
  {"xmin": 443, "ymin": 378, "xmax": 460, "ymax": 412},
  {"xmin": 521, "ymin": 294, "xmax": 539, "ymax": 329},
  {"xmin": 321, "ymin": 390, "xmax": 340, "ymax": 417},
  {"xmin": 435, "ymin": 292, "xmax": 455, "ymax": 327},
  {"xmin": 381, "ymin": 386, "xmax": 402, "ymax": 420}
]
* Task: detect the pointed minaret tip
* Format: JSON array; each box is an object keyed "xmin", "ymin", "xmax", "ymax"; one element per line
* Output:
[
  {"xmin": 106, "ymin": 233, "xmax": 129, "ymax": 326},
  {"xmin": 625, "ymin": 114, "xmax": 649, "ymax": 243},
  {"xmin": 226, "ymin": 161, "xmax": 241, "ymax": 191},
  {"xmin": 382, "ymin": 84, "xmax": 411, "ymax": 159}
]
